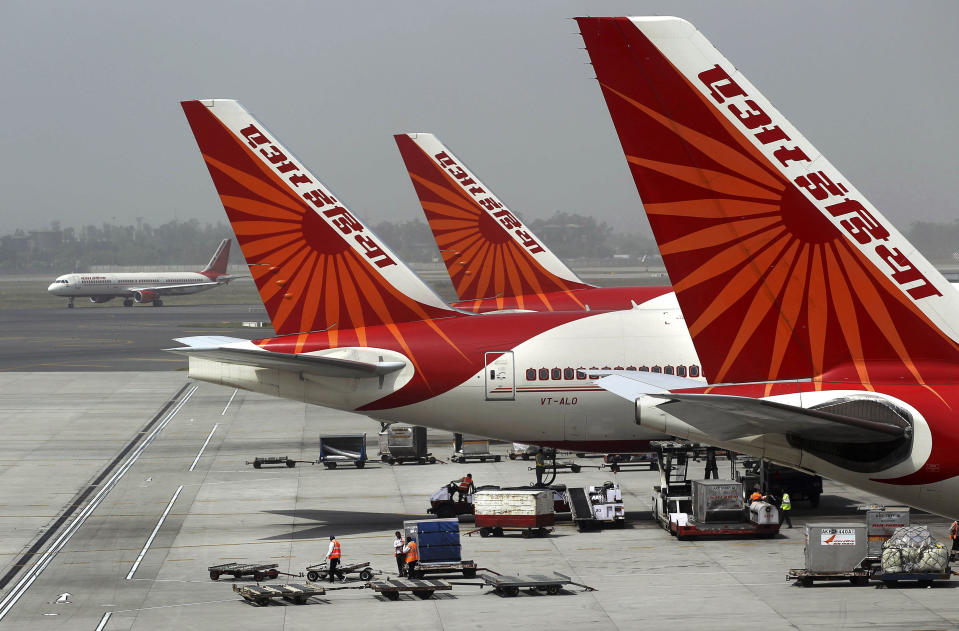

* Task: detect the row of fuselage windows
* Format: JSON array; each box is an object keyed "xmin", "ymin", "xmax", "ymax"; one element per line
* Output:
[
  {"xmin": 80, "ymin": 278, "xmax": 188, "ymax": 285},
  {"xmin": 525, "ymin": 365, "xmax": 701, "ymax": 381}
]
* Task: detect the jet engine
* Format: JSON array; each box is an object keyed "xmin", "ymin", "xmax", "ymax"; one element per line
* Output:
[{"xmin": 134, "ymin": 290, "xmax": 158, "ymax": 303}]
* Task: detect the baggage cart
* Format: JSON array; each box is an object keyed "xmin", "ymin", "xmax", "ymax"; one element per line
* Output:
[
  {"xmin": 208, "ymin": 562, "xmax": 280, "ymax": 581},
  {"xmin": 304, "ymin": 560, "xmax": 376, "ymax": 582},
  {"xmin": 473, "ymin": 489, "xmax": 555, "ymax": 537},
  {"xmin": 478, "ymin": 571, "xmax": 595, "ymax": 597},
  {"xmin": 872, "ymin": 569, "xmax": 953, "ymax": 587},
  {"xmin": 318, "ymin": 433, "xmax": 367, "ymax": 469},
  {"xmin": 233, "ymin": 582, "xmax": 324, "ymax": 606},
  {"xmin": 786, "ymin": 567, "xmax": 871, "ymax": 586},
  {"xmin": 246, "ymin": 456, "xmax": 308, "ymax": 469},
  {"xmin": 407, "ymin": 559, "xmax": 478, "ymax": 579},
  {"xmin": 450, "ymin": 433, "xmax": 500, "ymax": 463},
  {"xmin": 368, "ymin": 577, "xmax": 452, "ymax": 600},
  {"xmin": 379, "ymin": 425, "xmax": 436, "ymax": 465},
  {"xmin": 426, "ymin": 483, "xmax": 570, "ymax": 518}
]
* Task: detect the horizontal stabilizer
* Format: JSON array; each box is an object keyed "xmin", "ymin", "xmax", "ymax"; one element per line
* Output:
[{"xmin": 167, "ymin": 337, "xmax": 405, "ymax": 378}]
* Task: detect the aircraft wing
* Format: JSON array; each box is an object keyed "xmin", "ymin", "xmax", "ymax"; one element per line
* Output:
[
  {"xmin": 595, "ymin": 374, "xmax": 908, "ymax": 444},
  {"xmin": 129, "ymin": 282, "xmax": 221, "ymax": 295},
  {"xmin": 167, "ymin": 336, "xmax": 406, "ymax": 378}
]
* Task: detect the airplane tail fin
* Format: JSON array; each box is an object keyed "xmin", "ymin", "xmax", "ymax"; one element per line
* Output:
[
  {"xmin": 577, "ymin": 16, "xmax": 959, "ymax": 386},
  {"xmin": 200, "ymin": 238, "xmax": 231, "ymax": 277},
  {"xmin": 181, "ymin": 100, "xmax": 459, "ymax": 336},
  {"xmin": 394, "ymin": 133, "xmax": 592, "ymax": 307}
]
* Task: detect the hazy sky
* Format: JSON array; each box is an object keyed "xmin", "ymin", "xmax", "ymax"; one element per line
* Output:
[{"xmin": 1, "ymin": 1, "xmax": 956, "ymax": 236}]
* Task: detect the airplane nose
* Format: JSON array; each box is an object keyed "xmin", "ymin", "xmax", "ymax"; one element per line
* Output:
[{"xmin": 47, "ymin": 282, "xmax": 59, "ymax": 294}]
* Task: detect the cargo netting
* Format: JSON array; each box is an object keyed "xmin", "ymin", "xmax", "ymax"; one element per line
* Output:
[{"xmin": 880, "ymin": 525, "xmax": 948, "ymax": 573}]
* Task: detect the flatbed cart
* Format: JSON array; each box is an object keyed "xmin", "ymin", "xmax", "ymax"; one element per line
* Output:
[
  {"xmin": 787, "ymin": 568, "xmax": 871, "ymax": 587},
  {"xmin": 246, "ymin": 456, "xmax": 310, "ymax": 469},
  {"xmin": 368, "ymin": 577, "xmax": 452, "ymax": 600},
  {"xmin": 209, "ymin": 562, "xmax": 281, "ymax": 581},
  {"xmin": 872, "ymin": 569, "xmax": 953, "ymax": 587},
  {"xmin": 305, "ymin": 560, "xmax": 377, "ymax": 582},
  {"xmin": 233, "ymin": 583, "xmax": 324, "ymax": 606},
  {"xmin": 450, "ymin": 433, "xmax": 500, "ymax": 463},
  {"xmin": 468, "ymin": 525, "xmax": 552, "ymax": 538},
  {"xmin": 407, "ymin": 559, "xmax": 478, "ymax": 579},
  {"xmin": 478, "ymin": 571, "xmax": 595, "ymax": 597}
]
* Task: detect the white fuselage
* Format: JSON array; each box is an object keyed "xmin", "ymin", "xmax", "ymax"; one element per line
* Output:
[{"xmin": 48, "ymin": 272, "xmax": 220, "ymax": 299}]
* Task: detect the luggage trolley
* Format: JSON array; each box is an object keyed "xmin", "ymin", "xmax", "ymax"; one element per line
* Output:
[
  {"xmin": 208, "ymin": 562, "xmax": 279, "ymax": 581},
  {"xmin": 450, "ymin": 433, "xmax": 500, "ymax": 463}
]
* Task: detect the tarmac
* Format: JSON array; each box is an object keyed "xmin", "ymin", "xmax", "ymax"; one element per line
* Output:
[{"xmin": 0, "ymin": 305, "xmax": 958, "ymax": 630}]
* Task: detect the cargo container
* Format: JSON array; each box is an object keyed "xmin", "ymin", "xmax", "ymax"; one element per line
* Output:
[
  {"xmin": 403, "ymin": 518, "xmax": 462, "ymax": 563},
  {"xmin": 379, "ymin": 426, "xmax": 435, "ymax": 465},
  {"xmin": 692, "ymin": 480, "xmax": 745, "ymax": 523},
  {"xmin": 864, "ymin": 506, "xmax": 910, "ymax": 559},
  {"xmin": 804, "ymin": 523, "xmax": 868, "ymax": 573},
  {"xmin": 473, "ymin": 489, "xmax": 554, "ymax": 537},
  {"xmin": 318, "ymin": 433, "xmax": 367, "ymax": 469}
]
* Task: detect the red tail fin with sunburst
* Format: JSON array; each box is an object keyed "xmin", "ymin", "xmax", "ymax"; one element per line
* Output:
[
  {"xmin": 577, "ymin": 17, "xmax": 959, "ymax": 386},
  {"xmin": 182, "ymin": 100, "xmax": 459, "ymax": 336},
  {"xmin": 394, "ymin": 133, "xmax": 593, "ymax": 305}
]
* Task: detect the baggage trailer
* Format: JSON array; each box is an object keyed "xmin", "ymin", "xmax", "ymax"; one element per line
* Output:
[
  {"xmin": 233, "ymin": 583, "xmax": 324, "ymax": 606},
  {"xmin": 450, "ymin": 433, "xmax": 500, "ymax": 463},
  {"xmin": 304, "ymin": 561, "xmax": 376, "ymax": 582},
  {"xmin": 368, "ymin": 577, "xmax": 452, "ymax": 600},
  {"xmin": 246, "ymin": 456, "xmax": 308, "ymax": 469},
  {"xmin": 872, "ymin": 569, "xmax": 952, "ymax": 587},
  {"xmin": 318, "ymin": 433, "xmax": 367, "ymax": 469},
  {"xmin": 408, "ymin": 560, "xmax": 478, "ymax": 579},
  {"xmin": 478, "ymin": 571, "xmax": 596, "ymax": 597},
  {"xmin": 786, "ymin": 568, "xmax": 871, "ymax": 586},
  {"xmin": 426, "ymin": 484, "xmax": 569, "ymax": 518},
  {"xmin": 378, "ymin": 425, "xmax": 437, "ymax": 465},
  {"xmin": 208, "ymin": 562, "xmax": 280, "ymax": 581},
  {"xmin": 473, "ymin": 489, "xmax": 555, "ymax": 537}
]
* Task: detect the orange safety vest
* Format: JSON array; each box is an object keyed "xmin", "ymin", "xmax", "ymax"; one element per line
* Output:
[
  {"xmin": 329, "ymin": 540, "xmax": 341, "ymax": 559},
  {"xmin": 749, "ymin": 492, "xmax": 762, "ymax": 502},
  {"xmin": 951, "ymin": 521, "xmax": 958, "ymax": 540},
  {"xmin": 405, "ymin": 541, "xmax": 419, "ymax": 562},
  {"xmin": 458, "ymin": 477, "xmax": 472, "ymax": 492}
]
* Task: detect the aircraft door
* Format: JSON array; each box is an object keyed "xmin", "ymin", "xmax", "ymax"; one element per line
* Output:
[{"xmin": 484, "ymin": 351, "xmax": 514, "ymax": 401}]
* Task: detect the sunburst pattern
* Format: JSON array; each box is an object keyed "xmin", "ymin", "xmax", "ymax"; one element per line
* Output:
[
  {"xmin": 578, "ymin": 18, "xmax": 959, "ymax": 387},
  {"xmin": 394, "ymin": 134, "xmax": 592, "ymax": 311},
  {"xmin": 182, "ymin": 102, "xmax": 457, "ymax": 339}
]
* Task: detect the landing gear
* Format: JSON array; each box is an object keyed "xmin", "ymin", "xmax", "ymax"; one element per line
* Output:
[
  {"xmin": 123, "ymin": 299, "xmax": 134, "ymax": 307},
  {"xmin": 152, "ymin": 299, "xmax": 164, "ymax": 307},
  {"xmin": 67, "ymin": 298, "xmax": 74, "ymax": 309}
]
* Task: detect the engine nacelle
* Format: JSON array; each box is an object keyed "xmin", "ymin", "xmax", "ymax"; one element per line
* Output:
[
  {"xmin": 89, "ymin": 296, "xmax": 114, "ymax": 304},
  {"xmin": 134, "ymin": 290, "xmax": 158, "ymax": 303}
]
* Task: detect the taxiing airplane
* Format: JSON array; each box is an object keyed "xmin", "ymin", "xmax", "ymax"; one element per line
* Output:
[
  {"xmin": 172, "ymin": 99, "xmax": 702, "ymax": 452},
  {"xmin": 578, "ymin": 16, "xmax": 959, "ymax": 517},
  {"xmin": 48, "ymin": 238, "xmax": 235, "ymax": 308},
  {"xmin": 394, "ymin": 132, "xmax": 667, "ymax": 313}
]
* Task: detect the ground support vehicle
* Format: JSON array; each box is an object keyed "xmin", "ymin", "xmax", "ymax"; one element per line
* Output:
[
  {"xmin": 208, "ymin": 562, "xmax": 280, "ymax": 581},
  {"xmin": 650, "ymin": 443, "xmax": 779, "ymax": 540},
  {"xmin": 450, "ymin": 433, "xmax": 500, "ymax": 463},
  {"xmin": 368, "ymin": 577, "xmax": 452, "ymax": 600},
  {"xmin": 426, "ymin": 484, "xmax": 569, "ymax": 518},
  {"xmin": 304, "ymin": 561, "xmax": 376, "ymax": 582},
  {"xmin": 378, "ymin": 425, "xmax": 437, "ymax": 465},
  {"xmin": 246, "ymin": 456, "xmax": 306, "ymax": 469},
  {"xmin": 872, "ymin": 569, "xmax": 953, "ymax": 587},
  {"xmin": 472, "ymin": 489, "xmax": 555, "ymax": 537},
  {"xmin": 787, "ymin": 568, "xmax": 871, "ymax": 586},
  {"xmin": 233, "ymin": 583, "xmax": 325, "ymax": 606},
  {"xmin": 318, "ymin": 433, "xmax": 367, "ymax": 469},
  {"xmin": 602, "ymin": 452, "xmax": 657, "ymax": 471},
  {"xmin": 737, "ymin": 458, "xmax": 823, "ymax": 507},
  {"xmin": 478, "ymin": 571, "xmax": 595, "ymax": 597},
  {"xmin": 407, "ymin": 560, "xmax": 478, "ymax": 579},
  {"xmin": 566, "ymin": 482, "xmax": 625, "ymax": 531}
]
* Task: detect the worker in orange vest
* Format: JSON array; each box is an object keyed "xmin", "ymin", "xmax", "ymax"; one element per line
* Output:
[
  {"xmin": 326, "ymin": 535, "xmax": 345, "ymax": 583},
  {"xmin": 950, "ymin": 521, "xmax": 959, "ymax": 551},
  {"xmin": 749, "ymin": 489, "xmax": 763, "ymax": 503},
  {"xmin": 403, "ymin": 537, "xmax": 419, "ymax": 578},
  {"xmin": 456, "ymin": 473, "xmax": 474, "ymax": 502}
]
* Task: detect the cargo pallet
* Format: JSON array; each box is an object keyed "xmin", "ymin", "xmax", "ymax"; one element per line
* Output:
[
  {"xmin": 408, "ymin": 560, "xmax": 478, "ymax": 579},
  {"xmin": 233, "ymin": 583, "xmax": 324, "ymax": 606},
  {"xmin": 369, "ymin": 577, "xmax": 452, "ymax": 600},
  {"xmin": 305, "ymin": 560, "xmax": 376, "ymax": 582},
  {"xmin": 209, "ymin": 562, "xmax": 281, "ymax": 581},
  {"xmin": 873, "ymin": 569, "xmax": 953, "ymax": 587},
  {"xmin": 479, "ymin": 571, "xmax": 595, "ymax": 597},
  {"xmin": 787, "ymin": 568, "xmax": 871, "ymax": 586}
]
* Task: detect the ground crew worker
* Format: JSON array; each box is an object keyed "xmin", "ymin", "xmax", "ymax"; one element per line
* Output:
[
  {"xmin": 456, "ymin": 473, "xmax": 474, "ymax": 502},
  {"xmin": 535, "ymin": 449, "xmax": 546, "ymax": 487},
  {"xmin": 950, "ymin": 520, "xmax": 959, "ymax": 551},
  {"xmin": 749, "ymin": 489, "xmax": 763, "ymax": 503},
  {"xmin": 326, "ymin": 535, "xmax": 344, "ymax": 583},
  {"xmin": 780, "ymin": 492, "xmax": 793, "ymax": 528},
  {"xmin": 403, "ymin": 537, "xmax": 419, "ymax": 577},
  {"xmin": 704, "ymin": 447, "xmax": 719, "ymax": 479},
  {"xmin": 393, "ymin": 531, "xmax": 406, "ymax": 576}
]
